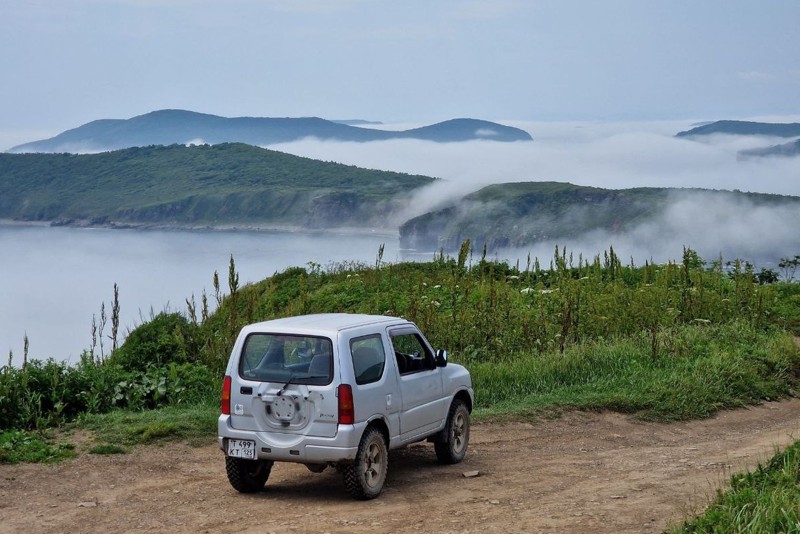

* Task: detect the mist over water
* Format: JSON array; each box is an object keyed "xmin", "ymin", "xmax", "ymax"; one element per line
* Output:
[
  {"xmin": 1, "ymin": 226, "xmax": 399, "ymax": 366},
  {"xmin": 269, "ymin": 118, "xmax": 800, "ymax": 266},
  {"xmin": 4, "ymin": 119, "xmax": 799, "ymax": 365},
  {"xmin": 271, "ymin": 119, "xmax": 800, "ymax": 220}
]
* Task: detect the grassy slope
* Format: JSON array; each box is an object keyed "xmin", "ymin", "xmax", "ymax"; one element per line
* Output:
[
  {"xmin": 0, "ymin": 143, "xmax": 434, "ymax": 226},
  {"xmin": 672, "ymin": 440, "xmax": 800, "ymax": 533}
]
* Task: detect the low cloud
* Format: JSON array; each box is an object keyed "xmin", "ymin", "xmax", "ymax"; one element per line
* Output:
[
  {"xmin": 269, "ymin": 119, "xmax": 800, "ymax": 265},
  {"xmin": 474, "ymin": 128, "xmax": 500, "ymax": 137},
  {"xmin": 271, "ymin": 119, "xmax": 800, "ymax": 207}
]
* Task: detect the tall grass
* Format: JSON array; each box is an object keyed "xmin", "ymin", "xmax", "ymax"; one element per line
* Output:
[
  {"xmin": 472, "ymin": 321, "xmax": 800, "ymax": 421},
  {"xmin": 198, "ymin": 246, "xmax": 789, "ymax": 371},
  {"xmin": 672, "ymin": 440, "xmax": 800, "ymax": 533},
  {"xmin": 3, "ymin": 245, "xmax": 799, "ymax": 435}
]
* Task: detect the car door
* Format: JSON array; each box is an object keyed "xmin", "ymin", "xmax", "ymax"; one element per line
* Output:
[{"xmin": 389, "ymin": 326, "xmax": 446, "ymax": 441}]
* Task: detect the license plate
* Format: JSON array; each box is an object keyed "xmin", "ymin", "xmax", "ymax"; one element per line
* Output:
[{"xmin": 226, "ymin": 439, "xmax": 256, "ymax": 460}]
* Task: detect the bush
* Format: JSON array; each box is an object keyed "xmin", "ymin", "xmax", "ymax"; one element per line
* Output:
[
  {"xmin": 0, "ymin": 351, "xmax": 217, "ymax": 430},
  {"xmin": 109, "ymin": 312, "xmax": 198, "ymax": 372}
]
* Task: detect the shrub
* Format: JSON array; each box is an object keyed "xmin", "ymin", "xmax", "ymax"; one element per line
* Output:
[{"xmin": 109, "ymin": 312, "xmax": 198, "ymax": 372}]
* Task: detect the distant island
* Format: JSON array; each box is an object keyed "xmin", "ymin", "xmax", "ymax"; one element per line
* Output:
[
  {"xmin": 738, "ymin": 139, "xmax": 800, "ymax": 159},
  {"xmin": 0, "ymin": 143, "xmax": 435, "ymax": 229},
  {"xmin": 8, "ymin": 109, "xmax": 533, "ymax": 153},
  {"xmin": 675, "ymin": 120, "xmax": 800, "ymax": 160},
  {"xmin": 4, "ymin": 144, "xmax": 798, "ymax": 247},
  {"xmin": 676, "ymin": 120, "xmax": 800, "ymax": 138},
  {"xmin": 399, "ymin": 182, "xmax": 800, "ymax": 251}
]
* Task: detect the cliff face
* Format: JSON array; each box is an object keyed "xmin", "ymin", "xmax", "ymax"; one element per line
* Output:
[
  {"xmin": 399, "ymin": 184, "xmax": 660, "ymax": 251},
  {"xmin": 109, "ymin": 190, "xmax": 396, "ymax": 228},
  {"xmin": 399, "ymin": 206, "xmax": 460, "ymax": 251}
]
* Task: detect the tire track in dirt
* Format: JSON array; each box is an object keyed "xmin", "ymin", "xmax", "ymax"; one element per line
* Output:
[{"xmin": 2, "ymin": 399, "xmax": 800, "ymax": 534}]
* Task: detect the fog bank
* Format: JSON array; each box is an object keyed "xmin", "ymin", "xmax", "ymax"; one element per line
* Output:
[
  {"xmin": 490, "ymin": 191, "xmax": 800, "ymax": 270},
  {"xmin": 270, "ymin": 119, "xmax": 800, "ymax": 224}
]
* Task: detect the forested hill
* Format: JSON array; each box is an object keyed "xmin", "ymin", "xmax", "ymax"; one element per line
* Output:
[
  {"xmin": 676, "ymin": 120, "xmax": 800, "ymax": 138},
  {"xmin": 9, "ymin": 109, "xmax": 533, "ymax": 153},
  {"xmin": 0, "ymin": 143, "xmax": 435, "ymax": 229},
  {"xmin": 399, "ymin": 182, "xmax": 800, "ymax": 251},
  {"xmin": 739, "ymin": 139, "xmax": 800, "ymax": 159}
]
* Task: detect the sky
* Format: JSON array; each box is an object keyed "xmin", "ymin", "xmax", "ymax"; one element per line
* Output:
[
  {"xmin": 2, "ymin": 0, "xmax": 799, "ymax": 149},
  {"xmin": 2, "ymin": 0, "xmax": 800, "ymax": 362}
]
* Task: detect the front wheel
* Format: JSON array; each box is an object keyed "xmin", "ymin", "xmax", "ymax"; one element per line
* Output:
[
  {"xmin": 435, "ymin": 399, "xmax": 470, "ymax": 464},
  {"xmin": 342, "ymin": 427, "xmax": 388, "ymax": 499},
  {"xmin": 225, "ymin": 456, "xmax": 273, "ymax": 493}
]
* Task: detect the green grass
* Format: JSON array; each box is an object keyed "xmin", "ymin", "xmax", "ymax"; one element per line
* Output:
[
  {"xmin": 0, "ymin": 430, "xmax": 76, "ymax": 464},
  {"xmin": 87, "ymin": 444, "xmax": 127, "ymax": 455},
  {"xmin": 672, "ymin": 440, "xmax": 800, "ymax": 533},
  {"xmin": 75, "ymin": 403, "xmax": 218, "ymax": 447},
  {"xmin": 472, "ymin": 321, "xmax": 800, "ymax": 421}
]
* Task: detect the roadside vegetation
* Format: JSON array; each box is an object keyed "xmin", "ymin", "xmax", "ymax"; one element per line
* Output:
[
  {"xmin": 671, "ymin": 440, "xmax": 800, "ymax": 533},
  {"xmin": 3, "ymin": 243, "xmax": 800, "ymax": 529},
  {"xmin": 3, "ymin": 244, "xmax": 799, "ymax": 454}
]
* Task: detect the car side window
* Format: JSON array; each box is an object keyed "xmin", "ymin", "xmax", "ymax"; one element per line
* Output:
[
  {"xmin": 390, "ymin": 332, "xmax": 435, "ymax": 375},
  {"xmin": 350, "ymin": 334, "xmax": 386, "ymax": 385}
]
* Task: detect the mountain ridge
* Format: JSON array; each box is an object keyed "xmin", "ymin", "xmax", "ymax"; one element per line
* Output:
[{"xmin": 9, "ymin": 109, "xmax": 533, "ymax": 153}]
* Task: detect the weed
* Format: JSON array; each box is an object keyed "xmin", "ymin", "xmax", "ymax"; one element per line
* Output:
[{"xmin": 0, "ymin": 430, "xmax": 76, "ymax": 464}]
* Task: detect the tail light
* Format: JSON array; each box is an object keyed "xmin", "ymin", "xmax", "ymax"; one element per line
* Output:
[
  {"xmin": 337, "ymin": 384, "xmax": 354, "ymax": 425},
  {"xmin": 221, "ymin": 375, "xmax": 232, "ymax": 415}
]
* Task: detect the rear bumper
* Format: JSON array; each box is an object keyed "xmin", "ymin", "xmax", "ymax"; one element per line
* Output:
[{"xmin": 218, "ymin": 415, "xmax": 363, "ymax": 463}]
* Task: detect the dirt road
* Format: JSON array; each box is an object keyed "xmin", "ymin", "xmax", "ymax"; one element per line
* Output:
[{"xmin": 2, "ymin": 399, "xmax": 800, "ymax": 534}]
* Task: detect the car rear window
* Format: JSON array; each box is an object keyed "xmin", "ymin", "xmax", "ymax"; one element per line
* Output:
[{"xmin": 239, "ymin": 333, "xmax": 333, "ymax": 385}]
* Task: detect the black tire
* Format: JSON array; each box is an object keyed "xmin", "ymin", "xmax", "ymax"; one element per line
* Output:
[
  {"xmin": 225, "ymin": 456, "xmax": 273, "ymax": 493},
  {"xmin": 342, "ymin": 427, "xmax": 388, "ymax": 499},
  {"xmin": 435, "ymin": 399, "xmax": 470, "ymax": 464}
]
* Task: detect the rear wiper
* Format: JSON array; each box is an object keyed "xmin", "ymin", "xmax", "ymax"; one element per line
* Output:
[{"xmin": 276, "ymin": 374, "xmax": 295, "ymax": 396}]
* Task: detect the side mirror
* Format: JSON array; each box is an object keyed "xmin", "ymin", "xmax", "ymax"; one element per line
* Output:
[{"xmin": 435, "ymin": 349, "xmax": 448, "ymax": 367}]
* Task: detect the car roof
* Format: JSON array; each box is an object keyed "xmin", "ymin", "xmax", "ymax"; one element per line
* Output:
[{"xmin": 240, "ymin": 313, "xmax": 410, "ymax": 336}]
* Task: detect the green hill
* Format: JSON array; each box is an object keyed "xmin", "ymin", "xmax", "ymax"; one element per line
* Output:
[
  {"xmin": 0, "ymin": 143, "xmax": 436, "ymax": 228},
  {"xmin": 399, "ymin": 182, "xmax": 800, "ymax": 250}
]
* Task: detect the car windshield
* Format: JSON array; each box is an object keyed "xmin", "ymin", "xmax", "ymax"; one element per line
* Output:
[{"xmin": 239, "ymin": 333, "xmax": 333, "ymax": 385}]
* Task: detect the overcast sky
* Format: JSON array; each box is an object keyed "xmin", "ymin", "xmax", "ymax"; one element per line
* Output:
[{"xmin": 1, "ymin": 0, "xmax": 799, "ymax": 148}]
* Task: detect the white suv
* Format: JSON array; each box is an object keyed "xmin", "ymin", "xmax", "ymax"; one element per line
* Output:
[{"xmin": 218, "ymin": 313, "xmax": 474, "ymax": 499}]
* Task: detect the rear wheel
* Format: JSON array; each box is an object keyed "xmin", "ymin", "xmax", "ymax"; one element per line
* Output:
[
  {"xmin": 435, "ymin": 399, "xmax": 470, "ymax": 464},
  {"xmin": 342, "ymin": 427, "xmax": 388, "ymax": 499},
  {"xmin": 225, "ymin": 456, "xmax": 273, "ymax": 493}
]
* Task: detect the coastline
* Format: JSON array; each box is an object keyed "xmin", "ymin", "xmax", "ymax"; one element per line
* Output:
[{"xmin": 0, "ymin": 218, "xmax": 400, "ymax": 238}]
